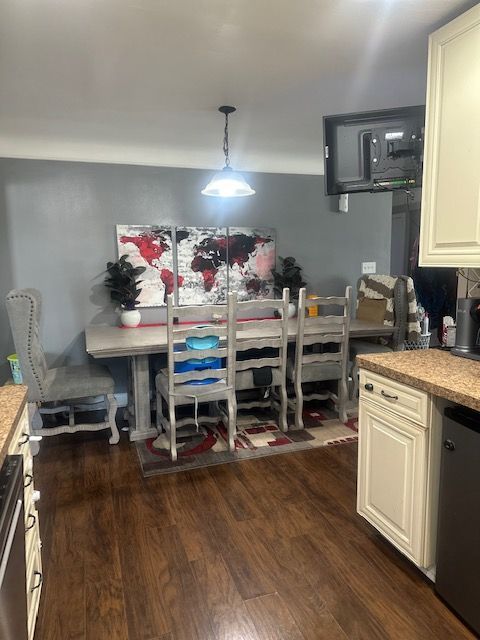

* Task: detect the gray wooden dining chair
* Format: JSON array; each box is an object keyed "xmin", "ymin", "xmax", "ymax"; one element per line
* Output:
[
  {"xmin": 5, "ymin": 289, "xmax": 120, "ymax": 445},
  {"xmin": 287, "ymin": 286, "xmax": 352, "ymax": 427},
  {"xmin": 154, "ymin": 294, "xmax": 237, "ymax": 461},
  {"xmin": 231, "ymin": 288, "xmax": 290, "ymax": 432}
]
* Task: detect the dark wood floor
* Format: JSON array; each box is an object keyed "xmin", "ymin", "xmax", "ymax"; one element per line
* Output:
[{"xmin": 33, "ymin": 432, "xmax": 474, "ymax": 640}]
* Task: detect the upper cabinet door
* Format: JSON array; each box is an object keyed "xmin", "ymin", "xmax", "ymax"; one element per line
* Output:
[{"xmin": 420, "ymin": 5, "xmax": 480, "ymax": 267}]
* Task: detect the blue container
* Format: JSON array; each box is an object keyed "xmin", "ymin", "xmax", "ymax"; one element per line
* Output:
[
  {"xmin": 185, "ymin": 333, "xmax": 220, "ymax": 351},
  {"xmin": 174, "ymin": 332, "xmax": 221, "ymax": 384},
  {"xmin": 174, "ymin": 356, "xmax": 221, "ymax": 373}
]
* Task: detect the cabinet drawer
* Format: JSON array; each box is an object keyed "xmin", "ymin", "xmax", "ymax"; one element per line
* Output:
[
  {"xmin": 26, "ymin": 544, "xmax": 43, "ymax": 640},
  {"xmin": 23, "ymin": 454, "xmax": 34, "ymax": 489},
  {"xmin": 25, "ymin": 510, "xmax": 41, "ymax": 557},
  {"xmin": 359, "ymin": 369, "xmax": 429, "ymax": 426},
  {"xmin": 26, "ymin": 547, "xmax": 42, "ymax": 596},
  {"xmin": 24, "ymin": 481, "xmax": 36, "ymax": 523},
  {"xmin": 28, "ymin": 582, "xmax": 41, "ymax": 640},
  {"xmin": 8, "ymin": 405, "xmax": 31, "ymax": 457}
]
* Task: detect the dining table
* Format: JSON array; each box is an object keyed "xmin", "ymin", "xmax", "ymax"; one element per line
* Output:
[{"xmin": 85, "ymin": 318, "xmax": 395, "ymax": 441}]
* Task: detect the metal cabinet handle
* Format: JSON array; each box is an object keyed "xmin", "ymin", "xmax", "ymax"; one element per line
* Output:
[
  {"xmin": 31, "ymin": 571, "xmax": 43, "ymax": 592},
  {"xmin": 18, "ymin": 432, "xmax": 30, "ymax": 446},
  {"xmin": 381, "ymin": 390, "xmax": 398, "ymax": 401},
  {"xmin": 25, "ymin": 513, "xmax": 37, "ymax": 532},
  {"xmin": 443, "ymin": 439, "xmax": 456, "ymax": 452},
  {"xmin": 24, "ymin": 474, "xmax": 33, "ymax": 488},
  {"xmin": 364, "ymin": 383, "xmax": 374, "ymax": 392}
]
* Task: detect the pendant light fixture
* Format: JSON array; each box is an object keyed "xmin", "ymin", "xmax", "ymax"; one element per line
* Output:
[{"xmin": 201, "ymin": 106, "xmax": 255, "ymax": 198}]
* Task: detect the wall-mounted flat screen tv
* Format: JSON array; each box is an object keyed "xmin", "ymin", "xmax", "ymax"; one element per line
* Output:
[{"xmin": 323, "ymin": 106, "xmax": 425, "ymax": 195}]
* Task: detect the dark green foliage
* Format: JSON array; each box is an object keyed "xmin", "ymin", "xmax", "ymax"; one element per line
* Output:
[
  {"xmin": 104, "ymin": 255, "xmax": 146, "ymax": 310},
  {"xmin": 271, "ymin": 256, "xmax": 306, "ymax": 301}
]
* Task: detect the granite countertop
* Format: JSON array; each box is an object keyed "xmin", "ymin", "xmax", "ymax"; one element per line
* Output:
[
  {"xmin": 0, "ymin": 385, "xmax": 28, "ymax": 466},
  {"xmin": 357, "ymin": 349, "xmax": 480, "ymax": 412}
]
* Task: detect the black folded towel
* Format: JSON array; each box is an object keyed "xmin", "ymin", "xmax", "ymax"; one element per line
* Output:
[{"xmin": 253, "ymin": 367, "xmax": 272, "ymax": 387}]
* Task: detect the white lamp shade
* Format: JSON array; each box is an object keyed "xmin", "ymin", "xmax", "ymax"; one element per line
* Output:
[{"xmin": 201, "ymin": 167, "xmax": 255, "ymax": 198}]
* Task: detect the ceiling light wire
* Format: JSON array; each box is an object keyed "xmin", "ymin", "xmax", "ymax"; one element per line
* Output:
[{"xmin": 223, "ymin": 111, "xmax": 230, "ymax": 168}]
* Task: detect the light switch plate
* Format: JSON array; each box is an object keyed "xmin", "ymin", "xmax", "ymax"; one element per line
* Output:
[{"xmin": 362, "ymin": 261, "xmax": 376, "ymax": 274}]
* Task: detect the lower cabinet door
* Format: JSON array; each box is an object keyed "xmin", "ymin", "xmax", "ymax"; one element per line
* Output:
[
  {"xmin": 26, "ymin": 547, "xmax": 42, "ymax": 640},
  {"xmin": 357, "ymin": 400, "xmax": 428, "ymax": 565}
]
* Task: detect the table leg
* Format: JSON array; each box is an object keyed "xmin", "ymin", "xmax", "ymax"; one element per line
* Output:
[{"xmin": 128, "ymin": 354, "xmax": 158, "ymax": 441}]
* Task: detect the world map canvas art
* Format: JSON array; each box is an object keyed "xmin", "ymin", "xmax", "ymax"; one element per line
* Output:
[
  {"xmin": 115, "ymin": 225, "xmax": 276, "ymax": 307},
  {"xmin": 176, "ymin": 227, "xmax": 228, "ymax": 305},
  {"xmin": 116, "ymin": 225, "xmax": 175, "ymax": 307},
  {"xmin": 228, "ymin": 227, "xmax": 276, "ymax": 301}
]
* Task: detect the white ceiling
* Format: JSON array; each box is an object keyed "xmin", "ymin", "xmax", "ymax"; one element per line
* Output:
[{"xmin": 0, "ymin": 0, "xmax": 475, "ymax": 174}]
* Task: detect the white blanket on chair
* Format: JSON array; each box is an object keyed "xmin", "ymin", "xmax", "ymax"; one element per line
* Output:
[{"xmin": 358, "ymin": 275, "xmax": 421, "ymax": 342}]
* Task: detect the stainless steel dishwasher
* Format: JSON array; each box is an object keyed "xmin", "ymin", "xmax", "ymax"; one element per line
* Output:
[
  {"xmin": 0, "ymin": 455, "xmax": 28, "ymax": 640},
  {"xmin": 436, "ymin": 405, "xmax": 480, "ymax": 636}
]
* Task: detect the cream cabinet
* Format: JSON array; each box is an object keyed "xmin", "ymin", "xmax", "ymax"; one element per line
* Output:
[
  {"xmin": 357, "ymin": 370, "xmax": 441, "ymax": 569},
  {"xmin": 419, "ymin": 4, "xmax": 480, "ymax": 267},
  {"xmin": 8, "ymin": 404, "xmax": 42, "ymax": 640}
]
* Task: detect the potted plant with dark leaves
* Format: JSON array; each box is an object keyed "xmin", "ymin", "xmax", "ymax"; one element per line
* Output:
[
  {"xmin": 271, "ymin": 256, "xmax": 306, "ymax": 317},
  {"xmin": 104, "ymin": 255, "xmax": 146, "ymax": 327}
]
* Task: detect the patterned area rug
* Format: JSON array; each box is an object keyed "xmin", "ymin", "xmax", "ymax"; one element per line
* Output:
[{"xmin": 136, "ymin": 402, "xmax": 358, "ymax": 477}]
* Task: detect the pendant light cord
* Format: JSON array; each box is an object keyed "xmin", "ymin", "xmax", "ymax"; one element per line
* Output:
[{"xmin": 223, "ymin": 112, "xmax": 230, "ymax": 167}]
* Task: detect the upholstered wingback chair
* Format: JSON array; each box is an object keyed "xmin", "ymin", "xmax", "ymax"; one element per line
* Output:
[{"xmin": 6, "ymin": 289, "xmax": 119, "ymax": 445}]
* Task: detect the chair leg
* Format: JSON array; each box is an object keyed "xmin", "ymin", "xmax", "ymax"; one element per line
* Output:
[
  {"xmin": 294, "ymin": 381, "xmax": 304, "ymax": 430},
  {"xmin": 30, "ymin": 402, "xmax": 43, "ymax": 431},
  {"xmin": 227, "ymin": 393, "xmax": 237, "ymax": 452},
  {"xmin": 28, "ymin": 403, "xmax": 42, "ymax": 456},
  {"xmin": 338, "ymin": 378, "xmax": 348, "ymax": 424},
  {"xmin": 351, "ymin": 361, "xmax": 359, "ymax": 400},
  {"xmin": 279, "ymin": 383, "xmax": 289, "ymax": 432},
  {"xmin": 106, "ymin": 394, "xmax": 120, "ymax": 444},
  {"xmin": 156, "ymin": 390, "xmax": 165, "ymax": 433},
  {"xmin": 168, "ymin": 400, "xmax": 177, "ymax": 462}
]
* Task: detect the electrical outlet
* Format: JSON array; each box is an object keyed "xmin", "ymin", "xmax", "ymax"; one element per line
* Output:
[
  {"xmin": 338, "ymin": 194, "xmax": 349, "ymax": 213},
  {"xmin": 362, "ymin": 261, "xmax": 376, "ymax": 274}
]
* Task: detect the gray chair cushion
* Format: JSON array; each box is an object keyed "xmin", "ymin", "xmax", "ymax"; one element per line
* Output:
[
  {"xmin": 349, "ymin": 340, "xmax": 393, "ymax": 358},
  {"xmin": 287, "ymin": 359, "xmax": 342, "ymax": 383},
  {"xmin": 235, "ymin": 367, "xmax": 283, "ymax": 390},
  {"xmin": 43, "ymin": 364, "xmax": 114, "ymax": 401}
]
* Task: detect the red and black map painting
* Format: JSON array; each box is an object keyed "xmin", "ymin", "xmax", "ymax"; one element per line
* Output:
[
  {"xmin": 176, "ymin": 227, "xmax": 228, "ymax": 305},
  {"xmin": 228, "ymin": 228, "xmax": 275, "ymax": 301},
  {"xmin": 116, "ymin": 225, "xmax": 275, "ymax": 307},
  {"xmin": 116, "ymin": 225, "xmax": 178, "ymax": 307}
]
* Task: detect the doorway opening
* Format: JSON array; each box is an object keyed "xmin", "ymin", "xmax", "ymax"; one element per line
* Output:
[{"xmin": 390, "ymin": 189, "xmax": 457, "ymax": 345}]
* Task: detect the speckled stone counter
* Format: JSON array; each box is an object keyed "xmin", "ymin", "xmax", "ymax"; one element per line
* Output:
[
  {"xmin": 357, "ymin": 349, "xmax": 480, "ymax": 413},
  {"xmin": 0, "ymin": 385, "xmax": 28, "ymax": 466}
]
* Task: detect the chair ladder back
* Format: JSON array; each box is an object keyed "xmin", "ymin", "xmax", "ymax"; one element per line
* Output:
[
  {"xmin": 5, "ymin": 288, "xmax": 49, "ymax": 402},
  {"xmin": 296, "ymin": 287, "xmax": 352, "ymax": 373},
  {"xmin": 232, "ymin": 288, "xmax": 289, "ymax": 376},
  {"xmin": 166, "ymin": 295, "xmax": 232, "ymax": 392}
]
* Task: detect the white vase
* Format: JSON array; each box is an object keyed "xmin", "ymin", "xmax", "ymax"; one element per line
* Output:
[
  {"xmin": 279, "ymin": 302, "xmax": 297, "ymax": 319},
  {"xmin": 121, "ymin": 309, "xmax": 141, "ymax": 328}
]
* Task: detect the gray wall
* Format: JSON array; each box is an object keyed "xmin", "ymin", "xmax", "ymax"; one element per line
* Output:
[
  {"xmin": 0, "ymin": 159, "xmax": 391, "ymax": 386},
  {"xmin": 0, "ymin": 177, "xmax": 14, "ymax": 381}
]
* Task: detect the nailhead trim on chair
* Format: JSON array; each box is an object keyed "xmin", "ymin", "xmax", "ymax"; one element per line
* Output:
[{"xmin": 7, "ymin": 292, "xmax": 46, "ymax": 401}]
